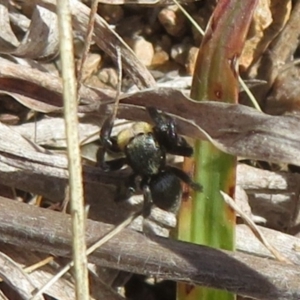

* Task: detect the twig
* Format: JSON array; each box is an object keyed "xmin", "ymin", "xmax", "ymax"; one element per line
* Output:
[
  {"xmin": 56, "ymin": 1, "xmax": 89, "ymax": 299},
  {"xmin": 111, "ymin": 46, "xmax": 122, "ymax": 122},
  {"xmin": 24, "ymin": 256, "xmax": 54, "ymax": 274},
  {"xmin": 77, "ymin": 0, "xmax": 99, "ymax": 94}
]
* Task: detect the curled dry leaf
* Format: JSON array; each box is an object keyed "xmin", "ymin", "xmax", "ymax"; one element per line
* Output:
[
  {"xmin": 0, "ymin": 0, "xmax": 155, "ymax": 110},
  {"xmin": 12, "ymin": 116, "xmax": 100, "ymax": 148},
  {"xmin": 252, "ymin": 0, "xmax": 300, "ymax": 109},
  {"xmin": 0, "ymin": 122, "xmax": 69, "ymax": 200},
  {"xmin": 119, "ymin": 88, "xmax": 300, "ymax": 166},
  {"xmin": 52, "ymin": 0, "xmax": 155, "ymax": 89},
  {"xmin": 236, "ymin": 224, "xmax": 300, "ymax": 265},
  {"xmin": 0, "ymin": 1, "xmax": 58, "ymax": 59},
  {"xmin": 0, "ymin": 244, "xmax": 79, "ymax": 299},
  {"xmin": 0, "ymin": 243, "xmax": 119, "ymax": 300},
  {"xmin": 236, "ymin": 164, "xmax": 300, "ymax": 231},
  {"xmin": 0, "ymin": 57, "xmax": 113, "ymax": 112},
  {"xmin": 0, "ymin": 251, "xmax": 44, "ymax": 300},
  {"xmin": 241, "ymin": 0, "xmax": 291, "ymax": 71}
]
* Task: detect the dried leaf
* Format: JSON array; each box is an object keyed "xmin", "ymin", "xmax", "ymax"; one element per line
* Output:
[
  {"xmin": 0, "ymin": 2, "xmax": 58, "ymax": 59},
  {"xmin": 0, "ymin": 58, "xmax": 113, "ymax": 112},
  {"xmin": 0, "ymin": 251, "xmax": 44, "ymax": 300},
  {"xmin": 241, "ymin": 0, "xmax": 291, "ymax": 70},
  {"xmin": 12, "ymin": 116, "xmax": 100, "ymax": 148},
  {"xmin": 120, "ymin": 88, "xmax": 300, "ymax": 166}
]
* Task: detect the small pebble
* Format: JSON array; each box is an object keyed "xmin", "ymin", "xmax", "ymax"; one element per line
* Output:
[
  {"xmin": 81, "ymin": 53, "xmax": 102, "ymax": 82},
  {"xmin": 98, "ymin": 67, "xmax": 118, "ymax": 89},
  {"xmin": 152, "ymin": 50, "xmax": 169, "ymax": 66},
  {"xmin": 127, "ymin": 37, "xmax": 154, "ymax": 67},
  {"xmin": 158, "ymin": 5, "xmax": 187, "ymax": 37}
]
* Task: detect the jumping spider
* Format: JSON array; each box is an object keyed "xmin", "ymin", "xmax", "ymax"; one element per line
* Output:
[{"xmin": 97, "ymin": 107, "xmax": 202, "ymax": 218}]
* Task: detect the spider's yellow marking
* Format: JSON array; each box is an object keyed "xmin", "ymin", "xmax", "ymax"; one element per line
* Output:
[{"xmin": 117, "ymin": 122, "xmax": 153, "ymax": 151}]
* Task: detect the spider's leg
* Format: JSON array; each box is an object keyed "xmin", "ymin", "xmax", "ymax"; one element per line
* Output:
[
  {"xmin": 98, "ymin": 114, "xmax": 123, "ymax": 170},
  {"xmin": 147, "ymin": 107, "xmax": 193, "ymax": 157},
  {"xmin": 166, "ymin": 166, "xmax": 202, "ymax": 192},
  {"xmin": 147, "ymin": 107, "xmax": 165, "ymax": 126},
  {"xmin": 96, "ymin": 156, "xmax": 126, "ymax": 170},
  {"xmin": 125, "ymin": 173, "xmax": 138, "ymax": 198},
  {"xmin": 141, "ymin": 178, "xmax": 153, "ymax": 218},
  {"xmin": 165, "ymin": 139, "xmax": 193, "ymax": 157},
  {"xmin": 115, "ymin": 173, "xmax": 138, "ymax": 202},
  {"xmin": 96, "ymin": 139, "xmax": 125, "ymax": 171},
  {"xmin": 100, "ymin": 116, "xmax": 115, "ymax": 150}
]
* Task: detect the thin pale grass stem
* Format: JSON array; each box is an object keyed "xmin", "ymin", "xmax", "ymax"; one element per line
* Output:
[
  {"xmin": 173, "ymin": 0, "xmax": 205, "ymax": 36},
  {"xmin": 57, "ymin": 1, "xmax": 89, "ymax": 299},
  {"xmin": 238, "ymin": 75, "xmax": 262, "ymax": 111},
  {"xmin": 220, "ymin": 191, "xmax": 291, "ymax": 264}
]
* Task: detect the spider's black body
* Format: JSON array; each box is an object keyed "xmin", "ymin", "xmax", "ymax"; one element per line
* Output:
[
  {"xmin": 98, "ymin": 107, "xmax": 202, "ymax": 217},
  {"xmin": 126, "ymin": 131, "xmax": 165, "ymax": 176}
]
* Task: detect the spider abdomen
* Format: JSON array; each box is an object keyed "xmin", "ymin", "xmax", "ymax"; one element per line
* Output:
[{"xmin": 149, "ymin": 171, "xmax": 182, "ymax": 213}]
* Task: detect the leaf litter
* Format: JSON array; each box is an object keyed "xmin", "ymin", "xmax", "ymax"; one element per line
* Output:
[{"xmin": 0, "ymin": 1, "xmax": 300, "ymax": 300}]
